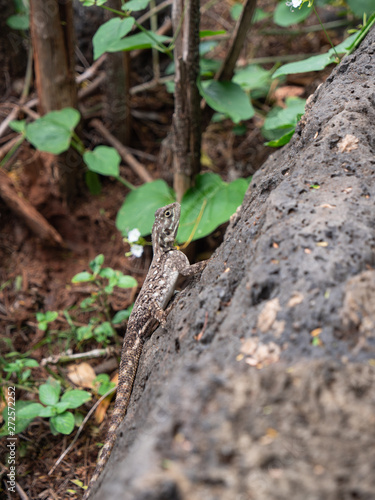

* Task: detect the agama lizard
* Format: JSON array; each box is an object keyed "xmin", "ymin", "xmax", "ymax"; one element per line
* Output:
[{"xmin": 83, "ymin": 202, "xmax": 206, "ymax": 499}]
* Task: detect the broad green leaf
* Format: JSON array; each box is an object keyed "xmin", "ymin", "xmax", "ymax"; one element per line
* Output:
[
  {"xmin": 116, "ymin": 179, "xmax": 175, "ymax": 236},
  {"xmin": 117, "ymin": 275, "xmax": 138, "ymax": 288},
  {"xmin": 61, "ymin": 390, "xmax": 91, "ymax": 409},
  {"xmin": 89, "ymin": 254, "xmax": 104, "ymax": 275},
  {"xmin": 23, "ymin": 359, "xmax": 39, "ymax": 368},
  {"xmin": 199, "ymin": 41, "xmax": 219, "ymax": 55},
  {"xmin": 99, "ymin": 267, "xmax": 116, "ymax": 279},
  {"xmin": 51, "ymin": 411, "xmax": 75, "ymax": 434},
  {"xmin": 113, "ymin": 32, "xmax": 170, "ymax": 52},
  {"xmin": 265, "ymin": 129, "xmax": 295, "ymax": 147},
  {"xmin": 94, "ymin": 322, "xmax": 115, "ymax": 342},
  {"xmin": 233, "ymin": 64, "xmax": 272, "ymax": 93},
  {"xmin": 332, "ymin": 32, "xmax": 358, "ymax": 54},
  {"xmin": 76, "ymin": 325, "xmax": 94, "ymax": 341},
  {"xmin": 347, "ymin": 0, "xmax": 374, "ymax": 17},
  {"xmin": 199, "ymin": 30, "xmax": 226, "ymax": 37},
  {"xmin": 273, "ymin": 53, "xmax": 333, "ymax": 79},
  {"xmin": 39, "ymin": 379, "xmax": 61, "ymax": 406},
  {"xmin": 93, "ymin": 17, "xmax": 135, "ymax": 59},
  {"xmin": 263, "ymin": 97, "xmax": 306, "ymax": 132},
  {"xmin": 44, "ymin": 311, "xmax": 58, "ymax": 323},
  {"xmin": 17, "ymin": 402, "xmax": 44, "ymax": 419},
  {"xmin": 72, "ymin": 271, "xmax": 94, "ymax": 283},
  {"xmin": 1, "ymin": 401, "xmax": 36, "ymax": 435},
  {"xmin": 54, "ymin": 401, "xmax": 72, "ymax": 414},
  {"xmin": 177, "ymin": 173, "xmax": 250, "ymax": 243},
  {"xmin": 38, "ymin": 406, "xmax": 55, "ymax": 417},
  {"xmin": 84, "ymin": 146, "xmax": 121, "ymax": 177},
  {"xmin": 123, "ymin": 0, "xmax": 150, "ymax": 11},
  {"xmin": 25, "ymin": 108, "xmax": 80, "ymax": 154},
  {"xmin": 274, "ymin": 1, "xmax": 311, "ymax": 27},
  {"xmin": 7, "ymin": 14, "xmax": 29, "ymax": 30},
  {"xmin": 82, "ymin": 0, "xmax": 107, "ymax": 5},
  {"xmin": 112, "ymin": 308, "xmax": 132, "ymax": 324},
  {"xmin": 198, "ymin": 80, "xmax": 254, "ymax": 124},
  {"xmin": 230, "ymin": 3, "xmax": 243, "ymax": 20},
  {"xmin": 273, "ymin": 33, "xmax": 358, "ymax": 79},
  {"xmin": 9, "ymin": 120, "xmax": 26, "ymax": 133}
]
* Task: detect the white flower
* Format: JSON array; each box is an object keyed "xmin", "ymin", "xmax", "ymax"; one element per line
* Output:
[
  {"xmin": 128, "ymin": 228, "xmax": 141, "ymax": 243},
  {"xmin": 130, "ymin": 244, "xmax": 143, "ymax": 258},
  {"xmin": 286, "ymin": 0, "xmax": 303, "ymax": 8}
]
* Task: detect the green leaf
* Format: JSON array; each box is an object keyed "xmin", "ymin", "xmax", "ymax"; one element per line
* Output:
[
  {"xmin": 93, "ymin": 17, "xmax": 135, "ymax": 59},
  {"xmin": 85, "ymin": 171, "xmax": 101, "ymax": 195},
  {"xmin": 198, "ymin": 80, "xmax": 254, "ymax": 124},
  {"xmin": 51, "ymin": 411, "xmax": 75, "ymax": 435},
  {"xmin": 230, "ymin": 3, "xmax": 243, "ymax": 20},
  {"xmin": 61, "ymin": 390, "xmax": 91, "ymax": 409},
  {"xmin": 76, "ymin": 325, "xmax": 94, "ymax": 341},
  {"xmin": 9, "ymin": 120, "xmax": 26, "ymax": 133},
  {"xmin": 113, "ymin": 32, "xmax": 170, "ymax": 52},
  {"xmin": 1, "ymin": 401, "xmax": 36, "ymax": 435},
  {"xmin": 84, "ymin": 146, "xmax": 121, "ymax": 177},
  {"xmin": 233, "ymin": 64, "xmax": 272, "ymax": 94},
  {"xmin": 44, "ymin": 311, "xmax": 58, "ymax": 323},
  {"xmin": 273, "ymin": 33, "xmax": 358, "ymax": 79},
  {"xmin": 274, "ymin": 1, "xmax": 311, "ymax": 27},
  {"xmin": 94, "ymin": 374, "xmax": 116, "ymax": 396},
  {"xmin": 116, "ymin": 179, "xmax": 175, "ymax": 236},
  {"xmin": 80, "ymin": 297, "xmax": 96, "ymax": 309},
  {"xmin": 38, "ymin": 406, "xmax": 55, "ymax": 417},
  {"xmin": 123, "ymin": 0, "xmax": 150, "ymax": 11},
  {"xmin": 17, "ymin": 402, "xmax": 44, "ymax": 419},
  {"xmin": 263, "ymin": 97, "xmax": 306, "ymax": 133},
  {"xmin": 265, "ymin": 129, "xmax": 295, "ymax": 147},
  {"xmin": 99, "ymin": 267, "xmax": 116, "ymax": 279},
  {"xmin": 7, "ymin": 14, "xmax": 29, "ymax": 30},
  {"xmin": 54, "ymin": 401, "xmax": 72, "ymax": 414},
  {"xmin": 23, "ymin": 359, "xmax": 39, "ymax": 368},
  {"xmin": 347, "ymin": 0, "xmax": 374, "ymax": 17},
  {"xmin": 39, "ymin": 379, "xmax": 61, "ymax": 406},
  {"xmin": 25, "ymin": 108, "xmax": 80, "ymax": 154},
  {"xmin": 117, "ymin": 275, "xmax": 138, "ymax": 289},
  {"xmin": 177, "ymin": 173, "xmax": 250, "ymax": 243},
  {"xmin": 112, "ymin": 308, "xmax": 132, "ymax": 324},
  {"xmin": 273, "ymin": 53, "xmax": 333, "ymax": 79},
  {"xmin": 199, "ymin": 30, "xmax": 226, "ymax": 37},
  {"xmin": 94, "ymin": 322, "xmax": 115, "ymax": 342},
  {"xmin": 72, "ymin": 271, "xmax": 94, "ymax": 283},
  {"xmin": 199, "ymin": 41, "xmax": 219, "ymax": 55},
  {"xmin": 89, "ymin": 254, "xmax": 105, "ymax": 275}
]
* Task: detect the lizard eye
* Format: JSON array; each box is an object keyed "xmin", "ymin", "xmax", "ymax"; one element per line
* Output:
[{"xmin": 164, "ymin": 209, "xmax": 172, "ymax": 218}]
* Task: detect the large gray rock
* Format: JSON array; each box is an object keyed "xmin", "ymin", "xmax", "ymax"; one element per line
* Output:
[{"xmin": 91, "ymin": 27, "xmax": 375, "ymax": 500}]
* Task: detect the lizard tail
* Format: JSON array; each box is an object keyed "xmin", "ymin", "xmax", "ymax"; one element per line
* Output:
[{"xmin": 83, "ymin": 332, "xmax": 143, "ymax": 499}]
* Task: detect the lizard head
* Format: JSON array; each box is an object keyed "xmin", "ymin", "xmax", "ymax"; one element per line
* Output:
[{"xmin": 152, "ymin": 202, "xmax": 181, "ymax": 252}]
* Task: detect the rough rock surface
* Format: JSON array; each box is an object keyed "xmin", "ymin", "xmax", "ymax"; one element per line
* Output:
[{"xmin": 92, "ymin": 27, "xmax": 375, "ymax": 500}]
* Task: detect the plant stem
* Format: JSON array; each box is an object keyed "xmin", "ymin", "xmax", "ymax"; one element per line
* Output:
[
  {"xmin": 313, "ymin": 5, "xmax": 339, "ymax": 61},
  {"xmin": 116, "ymin": 175, "xmax": 136, "ymax": 190},
  {"xmin": 0, "ymin": 136, "xmax": 25, "ymax": 168}
]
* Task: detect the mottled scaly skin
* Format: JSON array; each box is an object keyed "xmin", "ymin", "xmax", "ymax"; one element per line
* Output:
[{"xmin": 83, "ymin": 202, "xmax": 206, "ymax": 499}]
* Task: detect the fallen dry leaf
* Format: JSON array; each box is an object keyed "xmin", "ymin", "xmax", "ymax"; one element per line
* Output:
[
  {"xmin": 95, "ymin": 373, "xmax": 118, "ymax": 424},
  {"xmin": 67, "ymin": 362, "xmax": 96, "ymax": 389}
]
